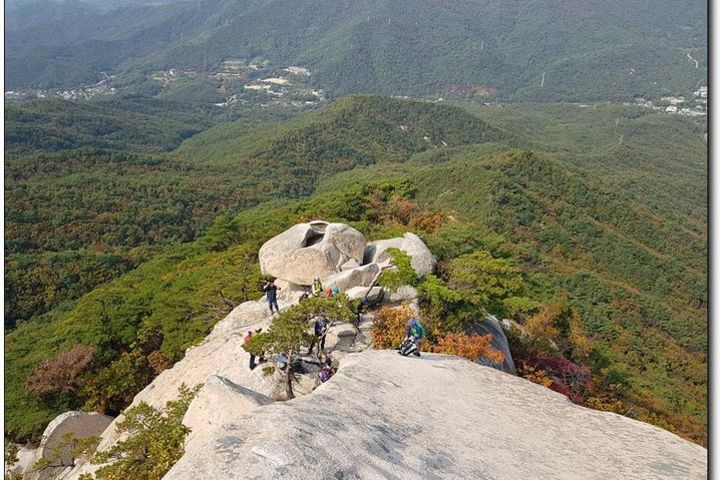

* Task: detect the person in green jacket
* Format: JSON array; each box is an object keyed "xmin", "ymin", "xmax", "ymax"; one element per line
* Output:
[{"xmin": 311, "ymin": 278, "xmax": 323, "ymax": 297}]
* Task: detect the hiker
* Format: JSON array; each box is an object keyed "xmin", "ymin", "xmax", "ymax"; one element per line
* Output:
[
  {"xmin": 399, "ymin": 318, "xmax": 425, "ymax": 357},
  {"xmin": 308, "ymin": 314, "xmax": 328, "ymax": 355},
  {"xmin": 325, "ymin": 287, "xmax": 333, "ymax": 298},
  {"xmin": 319, "ymin": 357, "xmax": 336, "ymax": 383},
  {"xmin": 263, "ymin": 279, "xmax": 281, "ymax": 314},
  {"xmin": 319, "ymin": 365, "xmax": 335, "ymax": 383},
  {"xmin": 277, "ymin": 352, "xmax": 289, "ymax": 371},
  {"xmin": 332, "ymin": 286, "xmax": 340, "ymax": 296},
  {"xmin": 299, "ymin": 286, "xmax": 311, "ymax": 303},
  {"xmin": 244, "ymin": 329, "xmax": 257, "ymax": 370},
  {"xmin": 353, "ymin": 297, "xmax": 366, "ymax": 328},
  {"xmin": 312, "ymin": 278, "xmax": 323, "ymax": 297},
  {"xmin": 254, "ymin": 327, "xmax": 267, "ymax": 364}
]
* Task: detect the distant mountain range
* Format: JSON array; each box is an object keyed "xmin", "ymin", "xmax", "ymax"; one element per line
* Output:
[{"xmin": 5, "ymin": 0, "xmax": 707, "ymax": 101}]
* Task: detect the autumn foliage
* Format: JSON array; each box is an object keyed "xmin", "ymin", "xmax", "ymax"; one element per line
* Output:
[
  {"xmin": 428, "ymin": 332, "xmax": 504, "ymax": 363},
  {"xmin": 366, "ymin": 192, "xmax": 445, "ymax": 233},
  {"xmin": 373, "ymin": 305, "xmax": 505, "ymax": 364},
  {"xmin": 533, "ymin": 357, "xmax": 595, "ymax": 404},
  {"xmin": 26, "ymin": 344, "xmax": 94, "ymax": 396},
  {"xmin": 372, "ymin": 305, "xmax": 414, "ymax": 349},
  {"xmin": 524, "ymin": 301, "xmax": 592, "ymax": 361}
]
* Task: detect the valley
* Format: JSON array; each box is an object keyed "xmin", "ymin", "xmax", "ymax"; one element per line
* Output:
[
  {"xmin": 3, "ymin": 0, "xmax": 707, "ymax": 476},
  {"xmin": 4, "ymin": 95, "xmax": 707, "ymax": 449}
]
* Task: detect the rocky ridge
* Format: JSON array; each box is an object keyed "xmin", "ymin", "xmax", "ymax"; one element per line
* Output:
[
  {"xmin": 10, "ymin": 222, "xmax": 706, "ymax": 480},
  {"xmin": 165, "ymin": 350, "xmax": 707, "ymax": 480}
]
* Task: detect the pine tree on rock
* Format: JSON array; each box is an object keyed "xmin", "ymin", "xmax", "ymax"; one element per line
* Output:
[{"xmin": 246, "ymin": 296, "xmax": 355, "ymax": 399}]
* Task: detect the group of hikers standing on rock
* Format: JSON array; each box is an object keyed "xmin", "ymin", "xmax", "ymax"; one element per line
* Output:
[
  {"xmin": 249, "ymin": 276, "xmax": 427, "ymax": 386},
  {"xmin": 247, "ymin": 278, "xmax": 341, "ymax": 383},
  {"xmin": 263, "ymin": 278, "xmax": 341, "ymax": 316}
]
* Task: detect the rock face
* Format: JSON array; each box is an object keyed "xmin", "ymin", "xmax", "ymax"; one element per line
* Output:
[
  {"xmin": 322, "ymin": 262, "xmax": 379, "ymax": 292},
  {"xmin": 364, "ymin": 232, "xmax": 436, "ymax": 277},
  {"xmin": 325, "ymin": 323, "xmax": 358, "ymax": 349},
  {"xmin": 165, "ymin": 350, "xmax": 706, "ymax": 480},
  {"xmin": 345, "ymin": 285, "xmax": 384, "ymax": 303},
  {"xmin": 5, "ymin": 444, "xmax": 40, "ymax": 479},
  {"xmin": 60, "ymin": 300, "xmax": 279, "ymax": 480},
  {"xmin": 259, "ymin": 222, "xmax": 366, "ymax": 285},
  {"xmin": 39, "ymin": 412, "xmax": 113, "ymax": 466},
  {"xmin": 273, "ymin": 279, "xmax": 307, "ymax": 304},
  {"xmin": 468, "ymin": 315, "xmax": 516, "ymax": 374},
  {"xmin": 386, "ymin": 285, "xmax": 419, "ymax": 304},
  {"xmin": 182, "ymin": 375, "xmax": 272, "ymax": 446}
]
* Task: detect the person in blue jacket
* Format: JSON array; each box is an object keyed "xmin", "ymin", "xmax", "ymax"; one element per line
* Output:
[
  {"xmin": 263, "ymin": 279, "xmax": 281, "ymax": 314},
  {"xmin": 401, "ymin": 318, "xmax": 426, "ymax": 356}
]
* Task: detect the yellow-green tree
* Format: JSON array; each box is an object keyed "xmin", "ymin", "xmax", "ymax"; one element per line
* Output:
[
  {"xmin": 246, "ymin": 296, "xmax": 354, "ymax": 399},
  {"xmin": 90, "ymin": 383, "xmax": 201, "ymax": 480}
]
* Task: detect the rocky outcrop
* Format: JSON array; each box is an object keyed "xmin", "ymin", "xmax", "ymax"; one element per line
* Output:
[
  {"xmin": 5, "ymin": 444, "xmax": 40, "ymax": 479},
  {"xmin": 259, "ymin": 221, "xmax": 366, "ymax": 285},
  {"xmin": 182, "ymin": 375, "xmax": 272, "ymax": 447},
  {"xmin": 467, "ymin": 315, "xmax": 516, "ymax": 374},
  {"xmin": 60, "ymin": 301, "xmax": 279, "ymax": 480},
  {"xmin": 325, "ymin": 323, "xmax": 358, "ymax": 349},
  {"xmin": 386, "ymin": 284, "xmax": 419, "ymax": 304},
  {"xmin": 273, "ymin": 279, "xmax": 307, "ymax": 304},
  {"xmin": 322, "ymin": 262, "xmax": 379, "ymax": 292},
  {"xmin": 49, "ymin": 222, "xmax": 705, "ymax": 480},
  {"xmin": 364, "ymin": 232, "xmax": 436, "ymax": 277},
  {"xmin": 165, "ymin": 350, "xmax": 706, "ymax": 480},
  {"xmin": 39, "ymin": 412, "xmax": 113, "ymax": 466},
  {"xmin": 344, "ymin": 285, "xmax": 384, "ymax": 302}
]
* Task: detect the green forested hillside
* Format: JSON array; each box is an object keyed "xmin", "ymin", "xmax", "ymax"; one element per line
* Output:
[
  {"xmin": 4, "ymin": 96, "xmax": 706, "ymax": 447},
  {"xmin": 5, "ymin": 96, "xmax": 497, "ymax": 327},
  {"xmin": 5, "ymin": 0, "xmax": 706, "ymax": 101},
  {"xmin": 4, "ymin": 97, "xmax": 298, "ymax": 327}
]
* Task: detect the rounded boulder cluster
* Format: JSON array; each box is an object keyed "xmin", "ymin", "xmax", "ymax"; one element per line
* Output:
[{"xmin": 258, "ymin": 221, "xmax": 436, "ymax": 288}]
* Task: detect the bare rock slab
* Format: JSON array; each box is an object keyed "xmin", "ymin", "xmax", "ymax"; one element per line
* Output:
[
  {"xmin": 40, "ymin": 411, "xmax": 113, "ymax": 466},
  {"xmin": 322, "ymin": 262, "xmax": 379, "ymax": 292},
  {"xmin": 165, "ymin": 350, "xmax": 706, "ymax": 480},
  {"xmin": 182, "ymin": 375, "xmax": 272, "ymax": 446}
]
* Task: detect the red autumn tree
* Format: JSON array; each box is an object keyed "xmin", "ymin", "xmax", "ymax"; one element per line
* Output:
[{"xmin": 26, "ymin": 344, "xmax": 94, "ymax": 396}]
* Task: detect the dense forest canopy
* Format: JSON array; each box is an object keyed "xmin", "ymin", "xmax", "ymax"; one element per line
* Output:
[{"xmin": 4, "ymin": 95, "xmax": 707, "ymax": 448}]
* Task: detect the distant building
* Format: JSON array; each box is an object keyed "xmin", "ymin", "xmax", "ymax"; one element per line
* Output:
[
  {"xmin": 694, "ymin": 86, "xmax": 708, "ymax": 98},
  {"xmin": 665, "ymin": 105, "xmax": 678, "ymax": 113},
  {"xmin": 285, "ymin": 66, "xmax": 311, "ymax": 76},
  {"xmin": 262, "ymin": 77, "xmax": 290, "ymax": 85},
  {"xmin": 661, "ymin": 96, "xmax": 685, "ymax": 105}
]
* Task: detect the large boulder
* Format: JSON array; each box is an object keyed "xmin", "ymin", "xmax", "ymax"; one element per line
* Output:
[
  {"xmin": 273, "ymin": 279, "xmax": 307, "ymax": 305},
  {"xmin": 345, "ymin": 286, "xmax": 384, "ymax": 303},
  {"xmin": 39, "ymin": 411, "xmax": 113, "ymax": 466},
  {"xmin": 259, "ymin": 221, "xmax": 366, "ymax": 285},
  {"xmin": 321, "ymin": 263, "xmax": 379, "ymax": 292},
  {"xmin": 165, "ymin": 351, "xmax": 707, "ymax": 480},
  {"xmin": 364, "ymin": 233, "xmax": 436, "ymax": 277},
  {"xmin": 467, "ymin": 315, "xmax": 516, "ymax": 374},
  {"xmin": 183, "ymin": 375, "xmax": 272, "ymax": 446},
  {"xmin": 325, "ymin": 323, "xmax": 358, "ymax": 350}
]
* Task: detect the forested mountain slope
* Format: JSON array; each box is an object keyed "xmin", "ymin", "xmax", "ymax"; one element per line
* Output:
[
  {"xmin": 5, "ymin": 0, "xmax": 706, "ymax": 101},
  {"xmin": 4, "ymin": 96, "xmax": 496, "ymax": 327},
  {"xmin": 4, "ymin": 96, "xmax": 706, "ymax": 446}
]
